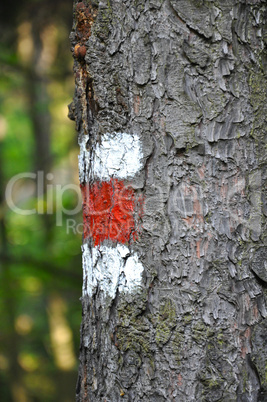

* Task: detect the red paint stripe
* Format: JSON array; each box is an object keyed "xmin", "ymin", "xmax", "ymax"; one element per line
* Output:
[{"xmin": 81, "ymin": 179, "xmax": 143, "ymax": 246}]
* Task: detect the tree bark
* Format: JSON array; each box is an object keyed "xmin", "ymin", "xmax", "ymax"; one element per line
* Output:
[{"xmin": 71, "ymin": 0, "xmax": 267, "ymax": 400}]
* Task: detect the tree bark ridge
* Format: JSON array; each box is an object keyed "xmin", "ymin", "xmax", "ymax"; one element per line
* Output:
[{"xmin": 71, "ymin": 0, "xmax": 267, "ymax": 400}]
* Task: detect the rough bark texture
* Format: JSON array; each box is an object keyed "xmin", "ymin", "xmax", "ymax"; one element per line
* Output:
[{"xmin": 70, "ymin": 0, "xmax": 267, "ymax": 400}]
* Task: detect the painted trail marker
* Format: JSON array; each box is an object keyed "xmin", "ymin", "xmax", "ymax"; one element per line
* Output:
[
  {"xmin": 80, "ymin": 132, "xmax": 144, "ymax": 298},
  {"xmin": 81, "ymin": 179, "xmax": 140, "ymax": 246}
]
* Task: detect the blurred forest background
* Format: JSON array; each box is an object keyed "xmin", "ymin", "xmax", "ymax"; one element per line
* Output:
[{"xmin": 0, "ymin": 1, "xmax": 83, "ymax": 401}]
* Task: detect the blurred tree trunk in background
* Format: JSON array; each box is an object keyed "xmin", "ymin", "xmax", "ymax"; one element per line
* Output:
[
  {"xmin": 72, "ymin": 0, "xmax": 267, "ymax": 400},
  {"xmin": 28, "ymin": 12, "xmax": 53, "ymax": 239},
  {"xmin": 29, "ymin": 22, "xmax": 52, "ymax": 179}
]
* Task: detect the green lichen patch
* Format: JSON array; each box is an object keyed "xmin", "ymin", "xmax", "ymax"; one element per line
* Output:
[
  {"xmin": 249, "ymin": 71, "xmax": 267, "ymax": 133},
  {"xmin": 251, "ymin": 318, "xmax": 267, "ymax": 390},
  {"xmin": 155, "ymin": 299, "xmax": 177, "ymax": 347},
  {"xmin": 198, "ymin": 364, "xmax": 225, "ymax": 401},
  {"xmin": 191, "ymin": 321, "xmax": 215, "ymax": 345},
  {"xmin": 170, "ymin": 327, "xmax": 185, "ymax": 365},
  {"xmin": 183, "ymin": 312, "xmax": 193, "ymax": 325},
  {"xmin": 116, "ymin": 291, "xmax": 152, "ymax": 357},
  {"xmin": 248, "ymin": 70, "xmax": 267, "ymax": 166},
  {"xmin": 91, "ymin": 3, "xmax": 112, "ymax": 41}
]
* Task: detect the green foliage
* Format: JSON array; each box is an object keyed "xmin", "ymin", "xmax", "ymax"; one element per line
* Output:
[{"xmin": 0, "ymin": 1, "xmax": 82, "ymax": 401}]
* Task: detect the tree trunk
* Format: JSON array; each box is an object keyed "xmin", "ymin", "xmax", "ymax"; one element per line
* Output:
[{"xmin": 71, "ymin": 0, "xmax": 267, "ymax": 400}]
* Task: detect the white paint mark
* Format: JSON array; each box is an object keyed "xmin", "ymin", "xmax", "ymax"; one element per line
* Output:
[
  {"xmin": 78, "ymin": 132, "xmax": 143, "ymax": 182},
  {"xmin": 93, "ymin": 132, "xmax": 143, "ymax": 180},
  {"xmin": 82, "ymin": 243, "xmax": 144, "ymax": 298},
  {"xmin": 80, "ymin": 132, "xmax": 144, "ymax": 297},
  {"xmin": 78, "ymin": 135, "xmax": 90, "ymax": 184}
]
